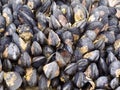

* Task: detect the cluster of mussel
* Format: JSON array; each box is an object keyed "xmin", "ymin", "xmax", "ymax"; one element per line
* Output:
[{"xmin": 0, "ymin": 0, "xmax": 120, "ymax": 90}]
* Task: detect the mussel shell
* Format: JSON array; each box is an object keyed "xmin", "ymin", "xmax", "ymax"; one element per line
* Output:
[
  {"xmin": 56, "ymin": 52, "xmax": 66, "ymax": 68},
  {"xmin": 110, "ymin": 77, "xmax": 119, "ymax": 89},
  {"xmin": 3, "ymin": 59, "xmax": 12, "ymax": 71},
  {"xmin": 73, "ymin": 72, "xmax": 88, "ymax": 88},
  {"xmin": 83, "ymin": 50, "xmax": 100, "ymax": 62},
  {"xmin": 3, "ymin": 42, "xmax": 20, "ymax": 60},
  {"xmin": 51, "ymin": 77, "xmax": 60, "ymax": 88},
  {"xmin": 43, "ymin": 45, "xmax": 54, "ymax": 58},
  {"xmin": 32, "ymin": 56, "xmax": 46, "ymax": 68},
  {"xmin": 2, "ymin": 6, "xmax": 13, "ymax": 26},
  {"xmin": 27, "ymin": 0, "xmax": 41, "ymax": 10},
  {"xmin": 4, "ymin": 72, "xmax": 22, "ymax": 90},
  {"xmin": 36, "ymin": 12, "xmax": 48, "ymax": 31},
  {"xmin": 64, "ymin": 63, "xmax": 78, "ymax": 75},
  {"xmin": 48, "ymin": 30, "xmax": 61, "ymax": 47},
  {"xmin": 0, "ymin": 15, "xmax": 5, "ymax": 33},
  {"xmin": 62, "ymin": 81, "xmax": 73, "ymax": 90},
  {"xmin": 109, "ymin": 60, "xmax": 120, "ymax": 77},
  {"xmin": 99, "ymin": 58, "xmax": 108, "ymax": 75},
  {"xmin": 43, "ymin": 61, "xmax": 60, "ymax": 79},
  {"xmin": 36, "ymin": 0, "xmax": 51, "ymax": 14},
  {"xmin": 24, "ymin": 67, "xmax": 37, "ymax": 86},
  {"xmin": 14, "ymin": 65, "xmax": 25, "ymax": 76},
  {"xmin": 0, "ymin": 36, "xmax": 12, "ymax": 52},
  {"xmin": 0, "ymin": 71, "xmax": 4, "ymax": 83},
  {"xmin": 77, "ymin": 59, "xmax": 89, "ymax": 72},
  {"xmin": 38, "ymin": 74, "xmax": 50, "ymax": 90},
  {"xmin": 5, "ymin": 23, "xmax": 16, "ymax": 36},
  {"xmin": 31, "ymin": 41, "xmax": 42, "ymax": 56},
  {"xmin": 33, "ymin": 31, "xmax": 47, "ymax": 45},
  {"xmin": 106, "ymin": 51, "xmax": 117, "ymax": 65},
  {"xmin": 18, "ymin": 52, "xmax": 31, "ymax": 67},
  {"xmin": 96, "ymin": 76, "xmax": 108, "ymax": 88},
  {"xmin": 85, "ymin": 63, "xmax": 99, "ymax": 80},
  {"xmin": 12, "ymin": 33, "xmax": 30, "ymax": 52}
]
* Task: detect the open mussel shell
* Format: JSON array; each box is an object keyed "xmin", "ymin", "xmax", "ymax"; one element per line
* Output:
[{"xmin": 4, "ymin": 72, "xmax": 22, "ymax": 90}]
